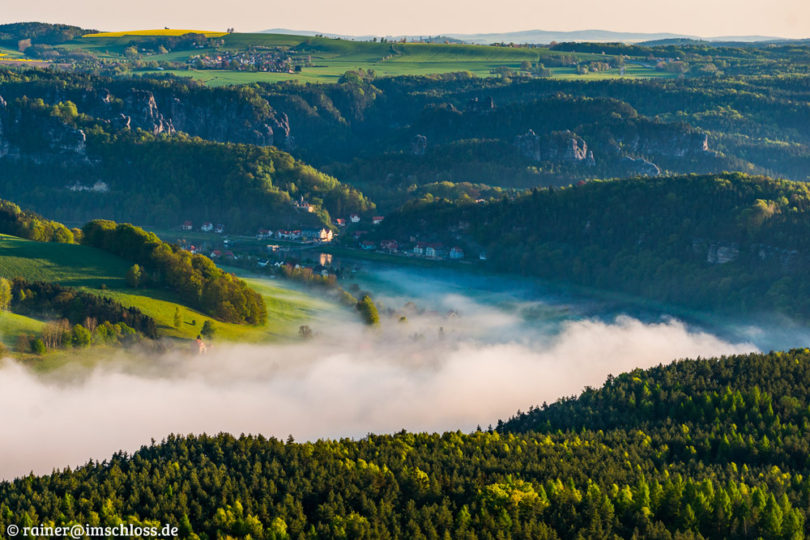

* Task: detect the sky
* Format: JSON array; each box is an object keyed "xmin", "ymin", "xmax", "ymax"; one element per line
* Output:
[{"xmin": 2, "ymin": 0, "xmax": 808, "ymax": 39}]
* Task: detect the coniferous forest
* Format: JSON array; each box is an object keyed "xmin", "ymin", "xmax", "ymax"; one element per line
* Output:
[
  {"xmin": 2, "ymin": 20, "xmax": 810, "ymax": 540},
  {"xmin": 3, "ymin": 350, "xmax": 810, "ymax": 538}
]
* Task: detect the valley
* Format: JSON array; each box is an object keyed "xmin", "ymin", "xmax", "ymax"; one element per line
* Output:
[{"xmin": 1, "ymin": 18, "xmax": 810, "ymax": 538}]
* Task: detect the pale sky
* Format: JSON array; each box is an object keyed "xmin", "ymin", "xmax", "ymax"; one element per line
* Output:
[{"xmin": 2, "ymin": 0, "xmax": 809, "ymax": 39}]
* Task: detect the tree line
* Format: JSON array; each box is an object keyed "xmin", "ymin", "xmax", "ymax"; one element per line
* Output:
[
  {"xmin": 376, "ymin": 173, "xmax": 810, "ymax": 321},
  {"xmin": 4, "ymin": 349, "xmax": 810, "ymax": 537},
  {"xmin": 8, "ymin": 278, "xmax": 157, "ymax": 339},
  {"xmin": 82, "ymin": 220, "xmax": 267, "ymax": 325}
]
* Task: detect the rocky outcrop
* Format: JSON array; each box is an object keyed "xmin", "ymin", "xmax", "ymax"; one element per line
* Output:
[
  {"xmin": 166, "ymin": 95, "xmax": 292, "ymax": 148},
  {"xmin": 411, "ymin": 134, "xmax": 427, "ymax": 156},
  {"xmin": 123, "ymin": 90, "xmax": 175, "ymax": 136},
  {"xmin": 0, "ymin": 98, "xmax": 86, "ymax": 159},
  {"xmin": 48, "ymin": 121, "xmax": 86, "ymax": 154},
  {"xmin": 621, "ymin": 156, "xmax": 660, "ymax": 176},
  {"xmin": 515, "ymin": 129, "xmax": 594, "ymax": 165},
  {"xmin": 19, "ymin": 85, "xmax": 293, "ymax": 149},
  {"xmin": 617, "ymin": 123, "xmax": 710, "ymax": 158},
  {"xmin": 706, "ymin": 243, "xmax": 739, "ymax": 264},
  {"xmin": 0, "ymin": 96, "xmax": 8, "ymax": 158}
]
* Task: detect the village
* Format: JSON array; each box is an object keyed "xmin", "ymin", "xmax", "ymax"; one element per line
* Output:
[
  {"xmin": 188, "ymin": 48, "xmax": 309, "ymax": 72},
  {"xmin": 171, "ymin": 209, "xmax": 478, "ymax": 289}
]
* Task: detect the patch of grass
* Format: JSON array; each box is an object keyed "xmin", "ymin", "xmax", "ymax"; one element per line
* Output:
[
  {"xmin": 0, "ymin": 234, "xmax": 129, "ymax": 288},
  {"xmin": 0, "ymin": 234, "xmax": 336, "ymax": 346},
  {"xmin": 0, "ymin": 310, "xmax": 45, "ymax": 348},
  {"xmin": 98, "ymin": 278, "xmax": 328, "ymax": 343}
]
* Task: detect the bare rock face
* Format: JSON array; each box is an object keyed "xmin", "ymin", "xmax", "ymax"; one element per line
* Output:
[
  {"xmin": 0, "ymin": 100, "xmax": 86, "ymax": 159},
  {"xmin": 48, "ymin": 122, "xmax": 86, "ymax": 154},
  {"xmin": 0, "ymin": 95, "xmax": 7, "ymax": 158},
  {"xmin": 707, "ymin": 243, "xmax": 740, "ymax": 264},
  {"xmin": 515, "ymin": 129, "xmax": 593, "ymax": 164},
  {"xmin": 124, "ymin": 90, "xmax": 175, "ymax": 136},
  {"xmin": 110, "ymin": 113, "xmax": 131, "ymax": 131},
  {"xmin": 165, "ymin": 95, "xmax": 292, "ymax": 148},
  {"xmin": 78, "ymin": 87, "xmax": 292, "ymax": 147},
  {"xmin": 621, "ymin": 155, "xmax": 660, "ymax": 176},
  {"xmin": 411, "ymin": 134, "xmax": 428, "ymax": 156},
  {"xmin": 618, "ymin": 125, "xmax": 710, "ymax": 158}
]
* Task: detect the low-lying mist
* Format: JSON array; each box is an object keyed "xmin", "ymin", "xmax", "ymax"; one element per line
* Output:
[
  {"xmin": 1, "ymin": 300, "xmax": 757, "ymax": 481},
  {"xmin": 10, "ymin": 265, "xmax": 807, "ymax": 481}
]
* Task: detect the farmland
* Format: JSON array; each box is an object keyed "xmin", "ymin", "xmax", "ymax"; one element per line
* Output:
[{"xmin": 71, "ymin": 30, "xmax": 666, "ymax": 84}]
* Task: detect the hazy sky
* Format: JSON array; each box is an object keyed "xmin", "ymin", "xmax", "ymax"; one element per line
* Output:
[{"xmin": 2, "ymin": 0, "xmax": 808, "ymax": 38}]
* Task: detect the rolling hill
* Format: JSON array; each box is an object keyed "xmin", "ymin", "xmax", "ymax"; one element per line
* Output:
[
  {"xmin": 374, "ymin": 173, "xmax": 810, "ymax": 321},
  {"xmin": 1, "ymin": 349, "xmax": 809, "ymax": 537},
  {"xmin": 0, "ymin": 231, "xmax": 326, "ymax": 354}
]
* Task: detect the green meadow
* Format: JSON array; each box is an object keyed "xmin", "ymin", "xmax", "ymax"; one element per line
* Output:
[
  {"xmin": 72, "ymin": 31, "xmax": 666, "ymax": 85},
  {"xmin": 0, "ymin": 234, "xmax": 335, "ymax": 350}
]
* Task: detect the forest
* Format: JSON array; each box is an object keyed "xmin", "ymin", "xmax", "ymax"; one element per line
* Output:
[
  {"xmin": 375, "ymin": 172, "xmax": 810, "ymax": 320},
  {"xmin": 0, "ymin": 199, "xmax": 77, "ymax": 243},
  {"xmin": 3, "ymin": 349, "xmax": 810, "ymax": 538},
  {"xmin": 2, "ymin": 24, "xmax": 810, "ymax": 538},
  {"xmin": 81, "ymin": 220, "xmax": 267, "ymax": 325},
  {"xmin": 1, "ymin": 61, "xmax": 809, "ymax": 219},
  {"xmin": 0, "ymin": 87, "xmax": 373, "ymax": 230},
  {"xmin": 8, "ymin": 278, "xmax": 157, "ymax": 340}
]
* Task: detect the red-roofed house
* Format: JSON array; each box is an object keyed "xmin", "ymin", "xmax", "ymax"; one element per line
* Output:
[{"xmin": 380, "ymin": 240, "xmax": 398, "ymax": 252}]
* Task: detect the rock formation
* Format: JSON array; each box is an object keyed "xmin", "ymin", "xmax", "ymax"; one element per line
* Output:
[
  {"xmin": 621, "ymin": 156, "xmax": 660, "ymax": 176},
  {"xmin": 515, "ymin": 129, "xmax": 594, "ymax": 165},
  {"xmin": 411, "ymin": 134, "xmax": 427, "ymax": 156}
]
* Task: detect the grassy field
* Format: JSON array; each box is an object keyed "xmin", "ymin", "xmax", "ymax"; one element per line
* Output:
[
  {"xmin": 83, "ymin": 29, "xmax": 227, "ymax": 38},
  {"xmin": 0, "ymin": 234, "xmax": 336, "ymax": 352},
  {"xmin": 98, "ymin": 277, "xmax": 329, "ymax": 343},
  {"xmin": 70, "ymin": 31, "xmax": 666, "ymax": 85},
  {"xmin": 0, "ymin": 234, "xmax": 129, "ymax": 288},
  {"xmin": 0, "ymin": 311, "xmax": 44, "ymax": 348}
]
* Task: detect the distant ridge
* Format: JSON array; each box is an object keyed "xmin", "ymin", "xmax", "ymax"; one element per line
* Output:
[
  {"xmin": 259, "ymin": 27, "xmax": 790, "ymax": 45},
  {"xmin": 259, "ymin": 28, "xmax": 463, "ymax": 43}
]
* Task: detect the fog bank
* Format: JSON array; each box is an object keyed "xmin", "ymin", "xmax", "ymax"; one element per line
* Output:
[{"xmin": 0, "ymin": 313, "xmax": 755, "ymax": 480}]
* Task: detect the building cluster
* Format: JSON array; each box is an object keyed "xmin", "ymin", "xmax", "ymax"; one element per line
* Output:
[
  {"xmin": 182, "ymin": 221, "xmax": 224, "ymax": 234},
  {"xmin": 356, "ymin": 236, "xmax": 466, "ymax": 260},
  {"xmin": 256, "ymin": 228, "xmax": 334, "ymax": 243},
  {"xmin": 189, "ymin": 49, "xmax": 303, "ymax": 72}
]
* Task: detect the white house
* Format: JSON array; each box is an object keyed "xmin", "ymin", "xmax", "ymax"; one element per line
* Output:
[
  {"xmin": 201, "ymin": 222, "xmax": 214, "ymax": 232},
  {"xmin": 302, "ymin": 228, "xmax": 333, "ymax": 242}
]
